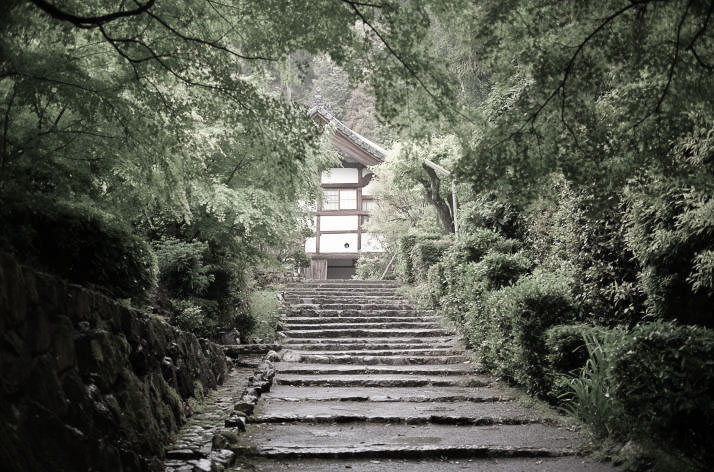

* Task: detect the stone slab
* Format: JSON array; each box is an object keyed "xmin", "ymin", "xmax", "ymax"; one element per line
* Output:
[
  {"xmin": 273, "ymin": 363, "xmax": 477, "ymax": 376},
  {"xmin": 262, "ymin": 386, "xmax": 515, "ymax": 403},
  {"xmin": 234, "ymin": 456, "xmax": 619, "ymax": 471},
  {"xmin": 283, "ymin": 328, "xmax": 450, "ymax": 338},
  {"xmin": 250, "ymin": 400, "xmax": 541, "ymax": 425},
  {"xmin": 274, "ymin": 373, "xmax": 491, "ymax": 387},
  {"xmin": 233, "ymin": 423, "xmax": 580, "ymax": 458}
]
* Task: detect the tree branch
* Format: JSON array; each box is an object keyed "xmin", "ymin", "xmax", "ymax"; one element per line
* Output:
[{"xmin": 29, "ymin": 0, "xmax": 155, "ymax": 28}]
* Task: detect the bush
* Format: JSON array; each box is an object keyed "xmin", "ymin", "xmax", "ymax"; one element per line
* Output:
[
  {"xmin": 545, "ymin": 323, "xmax": 608, "ymax": 377},
  {"xmin": 171, "ymin": 298, "xmax": 219, "ymax": 337},
  {"xmin": 290, "ymin": 250, "xmax": 312, "ymax": 270},
  {"xmin": 153, "ymin": 237, "xmax": 214, "ymax": 298},
  {"xmin": 411, "ymin": 238, "xmax": 450, "ymax": 282},
  {"xmin": 467, "ymin": 270, "xmax": 576, "ymax": 395},
  {"xmin": 457, "ymin": 228, "xmax": 521, "ymax": 263},
  {"xmin": 624, "ymin": 179, "xmax": 714, "ymax": 326},
  {"xmin": 355, "ymin": 252, "xmax": 395, "ymax": 280},
  {"xmin": 0, "ymin": 195, "xmax": 157, "ymax": 301},
  {"xmin": 458, "ymin": 192, "xmax": 523, "ymax": 240},
  {"xmin": 472, "ymin": 250, "xmax": 532, "ymax": 289},
  {"xmin": 396, "ymin": 233, "xmax": 439, "ymax": 283},
  {"xmin": 425, "ymin": 262, "xmax": 446, "ymax": 307},
  {"xmin": 611, "ymin": 321, "xmax": 714, "ymax": 461}
]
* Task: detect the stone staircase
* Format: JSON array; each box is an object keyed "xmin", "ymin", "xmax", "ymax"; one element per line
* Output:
[{"xmin": 232, "ymin": 280, "xmax": 617, "ymax": 471}]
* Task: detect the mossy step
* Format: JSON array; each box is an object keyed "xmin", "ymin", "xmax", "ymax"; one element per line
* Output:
[
  {"xmin": 274, "ymin": 374, "xmax": 491, "ymax": 388},
  {"xmin": 249, "ymin": 399, "xmax": 542, "ymax": 425},
  {"xmin": 274, "ymin": 363, "xmax": 476, "ymax": 376},
  {"xmin": 283, "ymin": 328, "xmax": 450, "ymax": 339},
  {"xmin": 282, "ymin": 322, "xmax": 442, "ymax": 330}
]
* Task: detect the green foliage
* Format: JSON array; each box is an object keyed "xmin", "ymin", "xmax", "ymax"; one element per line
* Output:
[
  {"xmin": 171, "ymin": 299, "xmax": 218, "ymax": 338},
  {"xmin": 458, "ymin": 192, "xmax": 523, "ymax": 240},
  {"xmin": 153, "ymin": 238, "xmax": 214, "ymax": 298},
  {"xmin": 0, "ymin": 194, "xmax": 156, "ymax": 301},
  {"xmin": 354, "ymin": 252, "xmax": 395, "ymax": 280},
  {"xmin": 247, "ymin": 290, "xmax": 281, "ymax": 343},
  {"xmin": 396, "ymin": 233, "xmax": 439, "ymax": 283},
  {"xmin": 624, "ymin": 171, "xmax": 714, "ymax": 326},
  {"xmin": 526, "ymin": 179, "xmax": 645, "ymax": 327},
  {"xmin": 410, "ymin": 238, "xmax": 450, "ymax": 283},
  {"xmin": 611, "ymin": 322, "xmax": 714, "ymax": 461},
  {"xmin": 472, "ymin": 250, "xmax": 532, "ymax": 290},
  {"xmin": 290, "ymin": 251, "xmax": 312, "ymax": 270},
  {"xmin": 561, "ymin": 332, "xmax": 626, "ymax": 440},
  {"xmin": 467, "ymin": 270, "xmax": 576, "ymax": 395}
]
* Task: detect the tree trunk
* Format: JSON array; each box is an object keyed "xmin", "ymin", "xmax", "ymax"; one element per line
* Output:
[{"xmin": 421, "ymin": 163, "xmax": 454, "ymax": 233}]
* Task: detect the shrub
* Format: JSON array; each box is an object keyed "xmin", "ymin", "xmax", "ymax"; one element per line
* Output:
[
  {"xmin": 290, "ymin": 250, "xmax": 312, "ymax": 270},
  {"xmin": 153, "ymin": 237, "xmax": 214, "ymax": 298},
  {"xmin": 458, "ymin": 192, "xmax": 523, "ymax": 240},
  {"xmin": 396, "ymin": 233, "xmax": 440, "ymax": 283},
  {"xmin": 425, "ymin": 262, "xmax": 446, "ymax": 307},
  {"xmin": 472, "ymin": 250, "xmax": 532, "ymax": 289},
  {"xmin": 456, "ymin": 228, "xmax": 521, "ymax": 263},
  {"xmin": 624, "ymin": 179, "xmax": 714, "ymax": 326},
  {"xmin": 0, "ymin": 194, "xmax": 157, "ymax": 301},
  {"xmin": 171, "ymin": 298, "xmax": 219, "ymax": 337},
  {"xmin": 396, "ymin": 234, "xmax": 419, "ymax": 283},
  {"xmin": 611, "ymin": 321, "xmax": 714, "ymax": 461},
  {"xmin": 411, "ymin": 238, "xmax": 450, "ymax": 282},
  {"xmin": 467, "ymin": 270, "xmax": 576, "ymax": 395},
  {"xmin": 355, "ymin": 252, "xmax": 395, "ymax": 280},
  {"xmin": 544, "ymin": 323, "xmax": 610, "ymax": 385}
]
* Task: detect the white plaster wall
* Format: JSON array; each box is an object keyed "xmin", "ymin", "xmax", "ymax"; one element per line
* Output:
[
  {"xmin": 321, "ymin": 168, "xmax": 359, "ymax": 184},
  {"xmin": 304, "ymin": 237, "xmax": 317, "ymax": 253},
  {"xmin": 320, "ymin": 215, "xmax": 359, "ymax": 231},
  {"xmin": 320, "ymin": 233, "xmax": 358, "ymax": 253},
  {"xmin": 362, "ymin": 233, "xmax": 384, "ymax": 252}
]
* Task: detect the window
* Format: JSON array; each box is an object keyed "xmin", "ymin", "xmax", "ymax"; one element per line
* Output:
[
  {"xmin": 339, "ymin": 190, "xmax": 357, "ymax": 210},
  {"xmin": 323, "ymin": 190, "xmax": 339, "ymax": 210},
  {"xmin": 362, "ymin": 199, "xmax": 377, "ymax": 211},
  {"xmin": 323, "ymin": 189, "xmax": 357, "ymax": 210}
]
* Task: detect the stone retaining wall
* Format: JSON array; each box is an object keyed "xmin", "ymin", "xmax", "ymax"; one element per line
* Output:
[{"xmin": 0, "ymin": 253, "xmax": 227, "ymax": 472}]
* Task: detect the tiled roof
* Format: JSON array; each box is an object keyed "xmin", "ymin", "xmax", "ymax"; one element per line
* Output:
[{"xmin": 308, "ymin": 105, "xmax": 387, "ymax": 163}]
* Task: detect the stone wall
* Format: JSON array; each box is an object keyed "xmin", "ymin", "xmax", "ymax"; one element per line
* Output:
[{"xmin": 0, "ymin": 253, "xmax": 227, "ymax": 472}]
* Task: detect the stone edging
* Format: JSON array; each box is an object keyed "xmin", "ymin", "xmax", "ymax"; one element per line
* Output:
[{"xmin": 225, "ymin": 349, "xmax": 280, "ymax": 431}]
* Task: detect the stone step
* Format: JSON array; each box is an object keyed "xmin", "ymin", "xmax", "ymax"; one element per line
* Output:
[
  {"xmin": 236, "ymin": 456, "xmax": 618, "ymax": 471},
  {"xmin": 280, "ymin": 316, "xmax": 440, "ymax": 324},
  {"xmin": 286, "ymin": 309, "xmax": 431, "ymax": 317},
  {"xmin": 289, "ymin": 279, "xmax": 400, "ymax": 286},
  {"xmin": 281, "ymin": 338, "xmax": 459, "ymax": 349},
  {"xmin": 284, "ymin": 288, "xmax": 399, "ymax": 295},
  {"xmin": 274, "ymin": 374, "xmax": 491, "ymax": 388},
  {"xmin": 284, "ymin": 353, "xmax": 470, "ymax": 365},
  {"xmin": 262, "ymin": 385, "xmax": 514, "ymax": 403},
  {"xmin": 249, "ymin": 400, "xmax": 541, "ymax": 425},
  {"xmin": 282, "ymin": 321, "xmax": 442, "ymax": 330},
  {"xmin": 299, "ymin": 303, "xmax": 416, "ymax": 310},
  {"xmin": 232, "ymin": 423, "xmax": 580, "ymax": 459},
  {"xmin": 274, "ymin": 363, "xmax": 477, "ymax": 376},
  {"xmin": 285, "ymin": 296, "xmax": 408, "ymax": 302},
  {"xmin": 282, "ymin": 347, "xmax": 464, "ymax": 356},
  {"xmin": 283, "ymin": 328, "xmax": 450, "ymax": 339}
]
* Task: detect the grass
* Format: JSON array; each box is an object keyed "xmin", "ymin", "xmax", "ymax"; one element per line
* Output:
[{"xmin": 248, "ymin": 289, "xmax": 281, "ymax": 343}]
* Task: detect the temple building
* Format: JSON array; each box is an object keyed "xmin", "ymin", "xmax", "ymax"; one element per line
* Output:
[{"xmin": 303, "ymin": 104, "xmax": 387, "ymax": 279}]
